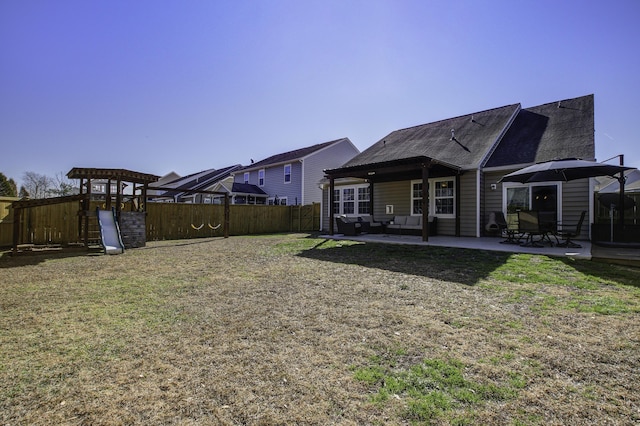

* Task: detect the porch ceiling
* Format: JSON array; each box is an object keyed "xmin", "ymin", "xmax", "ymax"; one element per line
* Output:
[{"xmin": 325, "ymin": 156, "xmax": 462, "ymax": 183}]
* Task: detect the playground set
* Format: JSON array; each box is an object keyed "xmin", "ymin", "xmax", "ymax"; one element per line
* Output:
[{"xmin": 9, "ymin": 168, "xmax": 231, "ymax": 255}]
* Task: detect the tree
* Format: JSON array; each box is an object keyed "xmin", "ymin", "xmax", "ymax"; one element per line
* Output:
[
  {"xmin": 49, "ymin": 171, "xmax": 78, "ymax": 196},
  {"xmin": 22, "ymin": 171, "xmax": 53, "ymax": 199},
  {"xmin": 0, "ymin": 173, "xmax": 18, "ymax": 197},
  {"xmin": 19, "ymin": 186, "xmax": 30, "ymax": 198}
]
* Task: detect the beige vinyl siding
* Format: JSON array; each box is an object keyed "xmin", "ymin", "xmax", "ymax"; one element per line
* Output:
[
  {"xmin": 303, "ymin": 140, "xmax": 359, "ymax": 205},
  {"xmin": 483, "ymin": 171, "xmax": 507, "ymax": 235},
  {"xmin": 373, "ymin": 181, "xmax": 411, "ymax": 220},
  {"xmin": 457, "ymin": 172, "xmax": 477, "ymax": 237},
  {"xmin": 561, "ymin": 179, "xmax": 590, "ymax": 240}
]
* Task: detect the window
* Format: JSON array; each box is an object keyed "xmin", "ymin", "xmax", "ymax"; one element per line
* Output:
[
  {"xmin": 333, "ymin": 184, "xmax": 370, "ymax": 215},
  {"xmin": 411, "ymin": 182, "xmax": 424, "ymax": 214},
  {"xmin": 284, "ymin": 164, "xmax": 291, "ymax": 183},
  {"xmin": 357, "ymin": 187, "xmax": 370, "ymax": 214},
  {"xmin": 411, "ymin": 178, "xmax": 456, "ymax": 217},
  {"xmin": 258, "ymin": 169, "xmax": 265, "ymax": 186},
  {"xmin": 342, "ymin": 188, "xmax": 355, "ymax": 214},
  {"xmin": 504, "ymin": 183, "xmax": 560, "ymax": 214},
  {"xmin": 243, "ymin": 172, "xmax": 249, "ymax": 184},
  {"xmin": 434, "ymin": 179, "xmax": 454, "ymax": 215}
]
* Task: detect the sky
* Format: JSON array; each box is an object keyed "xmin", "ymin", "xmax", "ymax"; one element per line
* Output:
[{"xmin": 2, "ymin": 0, "xmax": 639, "ymax": 188}]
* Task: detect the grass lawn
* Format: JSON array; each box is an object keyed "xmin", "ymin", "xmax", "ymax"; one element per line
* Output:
[{"xmin": 1, "ymin": 233, "xmax": 639, "ymax": 425}]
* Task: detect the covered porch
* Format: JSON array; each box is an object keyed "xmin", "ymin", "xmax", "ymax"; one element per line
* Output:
[{"xmin": 325, "ymin": 156, "xmax": 463, "ymax": 242}]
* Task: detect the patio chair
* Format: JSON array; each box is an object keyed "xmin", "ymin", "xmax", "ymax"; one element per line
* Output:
[
  {"xmin": 538, "ymin": 211, "xmax": 559, "ymax": 246},
  {"xmin": 494, "ymin": 211, "xmax": 521, "ymax": 244},
  {"xmin": 556, "ymin": 211, "xmax": 586, "ymax": 248},
  {"xmin": 335, "ymin": 216, "xmax": 362, "ymax": 236},
  {"xmin": 518, "ymin": 210, "xmax": 544, "ymax": 247}
]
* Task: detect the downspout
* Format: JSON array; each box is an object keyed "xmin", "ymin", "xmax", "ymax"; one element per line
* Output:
[
  {"xmin": 475, "ymin": 169, "xmax": 481, "ymax": 237},
  {"xmin": 300, "ymin": 159, "xmax": 305, "ymax": 205}
]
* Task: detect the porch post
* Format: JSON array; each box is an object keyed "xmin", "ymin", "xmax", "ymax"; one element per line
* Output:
[
  {"xmin": 329, "ymin": 176, "xmax": 335, "ymax": 235},
  {"xmin": 224, "ymin": 193, "xmax": 230, "ymax": 238},
  {"xmin": 12, "ymin": 204, "xmax": 20, "ymax": 255},
  {"xmin": 368, "ymin": 180, "xmax": 373, "ymax": 215},
  {"xmin": 421, "ymin": 163, "xmax": 429, "ymax": 242}
]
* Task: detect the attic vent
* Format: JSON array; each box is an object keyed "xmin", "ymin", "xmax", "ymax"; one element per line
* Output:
[{"xmin": 450, "ymin": 129, "xmax": 455, "ymax": 140}]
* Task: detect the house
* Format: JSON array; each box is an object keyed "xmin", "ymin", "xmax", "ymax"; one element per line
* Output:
[
  {"xmin": 149, "ymin": 165, "xmax": 243, "ymax": 203},
  {"xmin": 232, "ymin": 138, "xmax": 359, "ymax": 205},
  {"xmin": 324, "ymin": 94, "xmax": 595, "ymax": 240},
  {"xmin": 147, "ymin": 171, "xmax": 181, "ymax": 200}
]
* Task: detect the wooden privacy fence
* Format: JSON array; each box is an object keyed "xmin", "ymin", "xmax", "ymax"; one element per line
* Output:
[
  {"xmin": 0, "ymin": 200, "xmax": 321, "ymax": 247},
  {"xmin": 0, "ymin": 197, "xmax": 19, "ymax": 247},
  {"xmin": 146, "ymin": 203, "xmax": 320, "ymax": 241}
]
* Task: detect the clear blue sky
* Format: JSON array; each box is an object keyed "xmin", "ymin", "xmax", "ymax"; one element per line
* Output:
[{"xmin": 2, "ymin": 0, "xmax": 639, "ymax": 188}]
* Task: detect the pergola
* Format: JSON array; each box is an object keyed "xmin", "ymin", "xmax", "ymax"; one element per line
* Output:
[{"xmin": 324, "ymin": 156, "xmax": 463, "ymax": 241}]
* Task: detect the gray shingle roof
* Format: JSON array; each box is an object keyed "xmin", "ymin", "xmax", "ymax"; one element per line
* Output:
[
  {"xmin": 339, "ymin": 104, "xmax": 520, "ymax": 171},
  {"xmin": 152, "ymin": 164, "xmax": 242, "ymax": 198},
  {"xmin": 484, "ymin": 94, "xmax": 595, "ymax": 167},
  {"xmin": 231, "ymin": 183, "xmax": 268, "ymax": 195},
  {"xmin": 241, "ymin": 138, "xmax": 351, "ymax": 171}
]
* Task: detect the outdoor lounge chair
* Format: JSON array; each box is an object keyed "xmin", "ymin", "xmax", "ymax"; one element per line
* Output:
[
  {"xmin": 335, "ymin": 216, "xmax": 362, "ymax": 236},
  {"xmin": 556, "ymin": 211, "xmax": 586, "ymax": 248}
]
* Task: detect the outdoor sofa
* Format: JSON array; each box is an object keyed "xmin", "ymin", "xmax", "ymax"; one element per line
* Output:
[
  {"xmin": 385, "ymin": 215, "xmax": 437, "ymax": 236},
  {"xmin": 335, "ymin": 214, "xmax": 436, "ymax": 236},
  {"xmin": 335, "ymin": 215, "xmax": 383, "ymax": 235}
]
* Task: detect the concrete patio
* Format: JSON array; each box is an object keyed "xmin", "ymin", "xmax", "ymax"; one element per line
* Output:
[
  {"xmin": 322, "ymin": 233, "xmax": 594, "ymax": 259},
  {"xmin": 322, "ymin": 232, "xmax": 640, "ymax": 266}
]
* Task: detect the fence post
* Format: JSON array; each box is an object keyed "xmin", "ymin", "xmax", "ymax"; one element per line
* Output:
[
  {"xmin": 224, "ymin": 193, "xmax": 230, "ymax": 238},
  {"xmin": 12, "ymin": 205, "xmax": 20, "ymax": 254}
]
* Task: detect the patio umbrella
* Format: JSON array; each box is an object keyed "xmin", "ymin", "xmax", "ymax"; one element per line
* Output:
[
  {"xmin": 499, "ymin": 158, "xmax": 634, "ymax": 184},
  {"xmin": 500, "ymin": 158, "xmax": 636, "ymax": 242}
]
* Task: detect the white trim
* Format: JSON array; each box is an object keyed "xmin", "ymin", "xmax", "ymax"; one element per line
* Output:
[
  {"xmin": 411, "ymin": 177, "xmax": 457, "ymax": 218},
  {"xmin": 479, "ymin": 104, "xmax": 522, "ymax": 168},
  {"xmin": 501, "ymin": 181, "xmax": 563, "ymax": 219},
  {"xmin": 301, "ymin": 159, "xmax": 305, "ymax": 205},
  {"xmin": 284, "ymin": 163, "xmax": 292, "ymax": 184},
  {"xmin": 333, "ymin": 183, "xmax": 370, "ymax": 215}
]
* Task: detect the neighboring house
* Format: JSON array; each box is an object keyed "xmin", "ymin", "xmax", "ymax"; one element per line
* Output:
[
  {"xmin": 324, "ymin": 94, "xmax": 595, "ymax": 240},
  {"xmin": 149, "ymin": 165, "xmax": 243, "ymax": 203},
  {"xmin": 232, "ymin": 138, "xmax": 359, "ymax": 205},
  {"xmin": 147, "ymin": 171, "xmax": 181, "ymax": 200},
  {"xmin": 206, "ymin": 176, "xmax": 269, "ymax": 205}
]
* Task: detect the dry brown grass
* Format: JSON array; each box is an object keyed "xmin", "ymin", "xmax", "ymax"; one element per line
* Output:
[{"xmin": 1, "ymin": 234, "xmax": 639, "ymax": 425}]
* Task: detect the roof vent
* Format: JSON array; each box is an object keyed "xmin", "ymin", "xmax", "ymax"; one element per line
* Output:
[{"xmin": 450, "ymin": 129, "xmax": 456, "ymax": 140}]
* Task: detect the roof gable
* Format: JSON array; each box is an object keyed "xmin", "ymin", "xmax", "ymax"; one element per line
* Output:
[
  {"xmin": 485, "ymin": 94, "xmax": 595, "ymax": 167},
  {"xmin": 242, "ymin": 138, "xmax": 352, "ymax": 171},
  {"xmin": 340, "ymin": 104, "xmax": 520, "ymax": 171}
]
